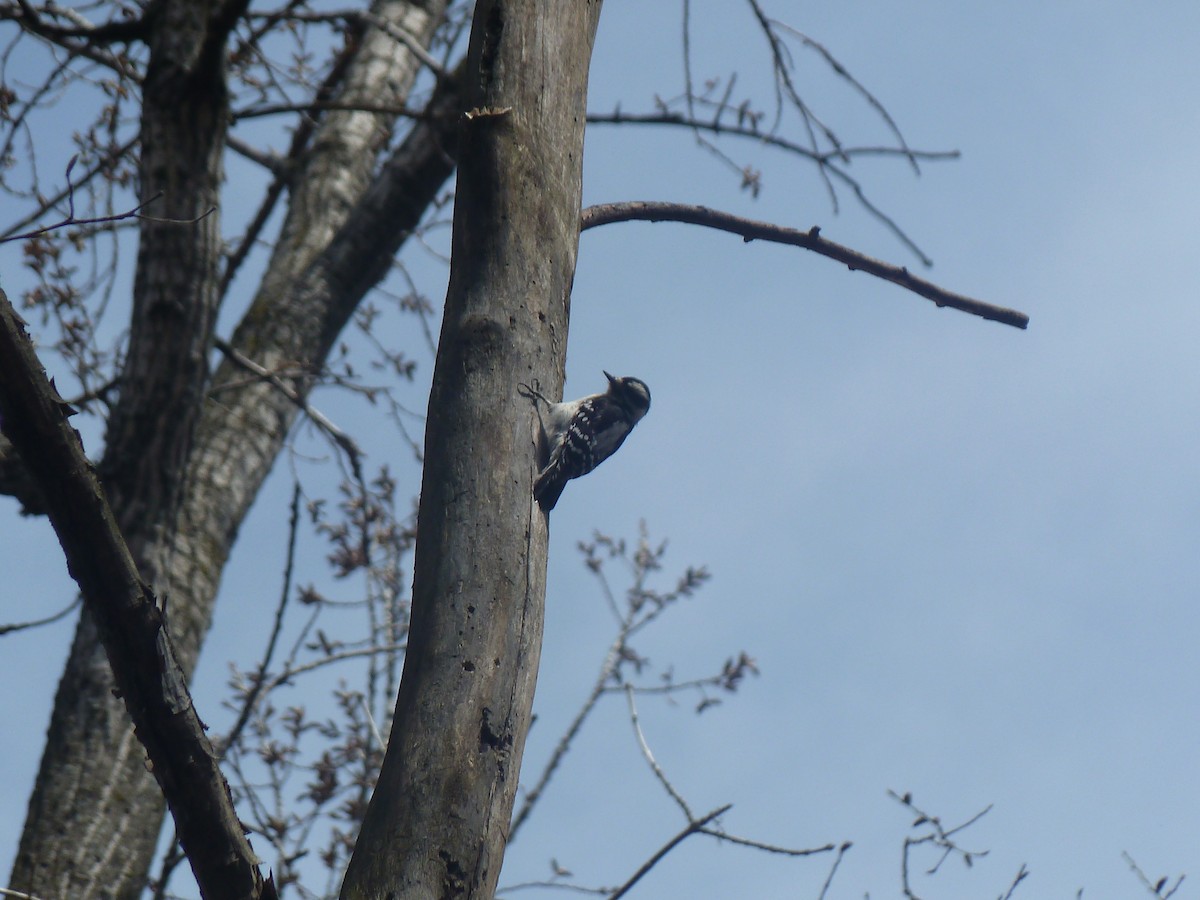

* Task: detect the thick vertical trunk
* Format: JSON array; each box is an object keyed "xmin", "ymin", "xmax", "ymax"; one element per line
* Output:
[{"xmin": 340, "ymin": 1, "xmax": 604, "ymax": 896}]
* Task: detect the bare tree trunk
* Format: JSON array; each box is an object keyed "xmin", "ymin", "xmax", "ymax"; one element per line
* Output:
[
  {"xmin": 10, "ymin": 2, "xmax": 457, "ymax": 897},
  {"xmin": 341, "ymin": 1, "xmax": 604, "ymax": 896}
]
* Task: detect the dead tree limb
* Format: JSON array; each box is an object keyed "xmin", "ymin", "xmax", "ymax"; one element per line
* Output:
[{"xmin": 582, "ymin": 201, "xmax": 1029, "ymax": 330}]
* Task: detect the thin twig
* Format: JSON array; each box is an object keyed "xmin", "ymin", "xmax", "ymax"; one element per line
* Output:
[
  {"xmin": 999, "ymin": 863, "xmax": 1030, "ymax": 900},
  {"xmin": 695, "ymin": 827, "xmax": 836, "ymax": 857},
  {"xmin": 624, "ymin": 684, "xmax": 692, "ymax": 818},
  {"xmin": 0, "ymin": 596, "xmax": 79, "ymax": 635},
  {"xmin": 9, "ymin": 0, "xmax": 148, "ymax": 42},
  {"xmin": 817, "ymin": 842, "xmax": 852, "ymax": 900},
  {"xmin": 148, "ymin": 831, "xmax": 186, "ymax": 900},
  {"xmin": 212, "ymin": 336, "xmax": 365, "ymax": 480},
  {"xmin": 681, "ymin": 0, "xmax": 696, "ymax": 123},
  {"xmin": 245, "ymin": 7, "xmax": 447, "ymax": 79},
  {"xmin": 509, "ymin": 633, "xmax": 624, "ymax": 838},
  {"xmin": 772, "ymin": 21, "xmax": 920, "ymax": 174},
  {"xmin": 219, "ymin": 482, "xmax": 304, "ymax": 757},
  {"xmin": 497, "ymin": 880, "xmax": 608, "ymax": 897},
  {"xmin": 586, "ymin": 109, "xmax": 958, "ymax": 167},
  {"xmin": 232, "ymin": 99, "xmax": 441, "ymax": 122},
  {"xmin": 257, "ymin": 643, "xmax": 408, "ymax": 698},
  {"xmin": 607, "ymin": 805, "xmax": 731, "ymax": 900},
  {"xmin": 889, "ymin": 790, "xmax": 993, "ymax": 898},
  {"xmin": 0, "ymin": 886, "xmax": 52, "ymax": 900},
  {"xmin": 361, "ymin": 693, "xmax": 387, "ymax": 748},
  {"xmin": 745, "ymin": 0, "xmax": 834, "ymax": 199},
  {"xmin": 225, "ymin": 135, "xmax": 283, "ymax": 172},
  {"xmin": 582, "ymin": 201, "xmax": 1029, "ymax": 329},
  {"xmin": 1, "ymin": 186, "xmax": 212, "ymax": 245},
  {"xmin": 1122, "ymin": 851, "xmax": 1185, "ymax": 898}
]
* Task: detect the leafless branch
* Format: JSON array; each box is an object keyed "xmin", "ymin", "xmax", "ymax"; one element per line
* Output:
[
  {"xmin": 0, "ymin": 288, "xmax": 276, "ymax": 898},
  {"xmin": 231, "ymin": 99, "xmax": 443, "ymax": 122},
  {"xmin": 212, "ymin": 336, "xmax": 366, "ymax": 481},
  {"xmin": 662, "ymin": 1, "xmax": 952, "ymax": 259},
  {"xmin": 582, "ymin": 201, "xmax": 1030, "ymax": 330},
  {"xmin": 218, "ymin": 481, "xmax": 304, "ymax": 757},
  {"xmin": 0, "ymin": 596, "xmax": 79, "ymax": 636},
  {"xmin": 147, "ymin": 833, "xmax": 186, "ymax": 900},
  {"xmin": 498, "ymin": 878, "xmax": 608, "ymax": 897},
  {"xmin": 744, "ymin": 0, "xmax": 835, "ymax": 195},
  {"xmin": 586, "ymin": 109, "xmax": 957, "ymax": 167},
  {"xmin": 244, "ymin": 7, "xmax": 448, "ymax": 79},
  {"xmin": 695, "ymin": 826, "xmax": 837, "ymax": 859},
  {"xmin": 817, "ymin": 842, "xmax": 852, "ymax": 900},
  {"xmin": 622, "ymin": 684, "xmax": 837, "ymax": 878},
  {"xmin": 0, "ymin": 133, "xmax": 137, "ymax": 244},
  {"xmin": 771, "ymin": 20, "xmax": 920, "ymax": 174},
  {"xmin": 0, "ymin": 886, "xmax": 53, "ymax": 900},
  {"xmin": 1, "ymin": 157, "xmax": 214, "ymax": 245},
  {"xmin": 608, "ymin": 804, "xmax": 731, "ymax": 900},
  {"xmin": 680, "ymin": 0, "xmax": 696, "ymax": 123},
  {"xmin": 254, "ymin": 643, "xmax": 409, "ymax": 700},
  {"xmin": 225, "ymin": 134, "xmax": 284, "ymax": 172},
  {"xmin": 1122, "ymin": 851, "xmax": 1185, "ymax": 898},
  {"xmin": 510, "ymin": 534, "xmax": 722, "ymax": 839},
  {"xmin": 7, "ymin": 0, "xmax": 149, "ymax": 43},
  {"xmin": 1000, "ymin": 863, "xmax": 1030, "ymax": 900},
  {"xmin": 624, "ymin": 684, "xmax": 692, "ymax": 817},
  {"xmin": 508, "ymin": 633, "xmax": 616, "ymax": 838},
  {"xmin": 889, "ymin": 789, "xmax": 1004, "ymax": 900}
]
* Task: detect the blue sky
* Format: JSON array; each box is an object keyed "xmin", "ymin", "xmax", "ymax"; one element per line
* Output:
[{"xmin": 4, "ymin": 1, "xmax": 1200, "ymax": 897}]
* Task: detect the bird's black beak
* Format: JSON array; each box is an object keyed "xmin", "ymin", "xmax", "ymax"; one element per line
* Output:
[{"xmin": 603, "ymin": 370, "xmax": 616, "ymax": 384}]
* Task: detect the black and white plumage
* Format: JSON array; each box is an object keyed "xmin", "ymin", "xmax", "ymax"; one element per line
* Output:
[{"xmin": 529, "ymin": 371, "xmax": 651, "ymax": 512}]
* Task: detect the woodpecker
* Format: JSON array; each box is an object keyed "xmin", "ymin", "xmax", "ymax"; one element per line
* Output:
[{"xmin": 522, "ymin": 371, "xmax": 651, "ymax": 512}]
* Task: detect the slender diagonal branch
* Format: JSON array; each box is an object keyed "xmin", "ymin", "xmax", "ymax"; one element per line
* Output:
[
  {"xmin": 0, "ymin": 289, "xmax": 276, "ymax": 899},
  {"xmin": 219, "ymin": 481, "xmax": 304, "ymax": 756},
  {"xmin": 509, "ymin": 633, "xmax": 623, "ymax": 839},
  {"xmin": 607, "ymin": 805, "xmax": 731, "ymax": 900},
  {"xmin": 0, "ymin": 597, "xmax": 80, "ymax": 635},
  {"xmin": 0, "ymin": 137, "xmax": 139, "ymax": 240},
  {"xmin": 582, "ymin": 201, "xmax": 1029, "ymax": 329},
  {"xmin": 212, "ymin": 336, "xmax": 365, "ymax": 478},
  {"xmin": 10, "ymin": 0, "xmax": 150, "ymax": 42},
  {"xmin": 1, "ymin": 188, "xmax": 214, "ymax": 245}
]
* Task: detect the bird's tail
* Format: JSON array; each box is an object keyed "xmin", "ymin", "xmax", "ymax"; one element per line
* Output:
[{"xmin": 533, "ymin": 469, "xmax": 566, "ymax": 512}]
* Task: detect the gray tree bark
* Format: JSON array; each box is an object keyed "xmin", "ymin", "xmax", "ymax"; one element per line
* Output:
[
  {"xmin": 12, "ymin": 1, "xmax": 245, "ymax": 893},
  {"xmin": 9, "ymin": 1, "xmax": 459, "ymax": 896},
  {"xmin": 340, "ymin": 0, "xmax": 604, "ymax": 896}
]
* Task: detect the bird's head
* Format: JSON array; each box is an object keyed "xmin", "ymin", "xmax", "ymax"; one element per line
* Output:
[{"xmin": 604, "ymin": 371, "xmax": 651, "ymax": 421}]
